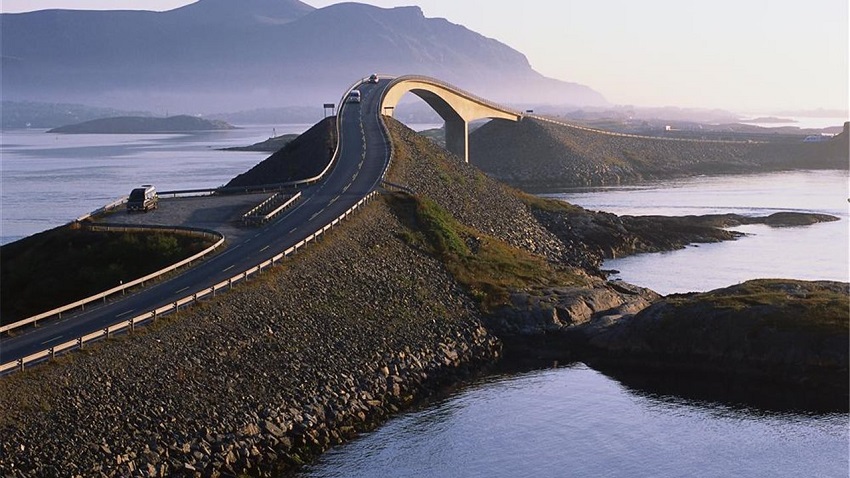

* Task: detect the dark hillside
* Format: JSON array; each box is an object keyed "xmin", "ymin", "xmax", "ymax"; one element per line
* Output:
[
  {"xmin": 225, "ymin": 117, "xmax": 336, "ymax": 188},
  {"xmin": 0, "ymin": 225, "xmax": 213, "ymax": 323},
  {"xmin": 470, "ymin": 118, "xmax": 850, "ymax": 189}
]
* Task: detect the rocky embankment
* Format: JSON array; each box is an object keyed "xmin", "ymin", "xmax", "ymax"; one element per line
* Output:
[
  {"xmin": 0, "ymin": 202, "xmax": 500, "ymax": 477},
  {"xmin": 470, "ymin": 118, "xmax": 850, "ymax": 188},
  {"xmin": 1, "ymin": 116, "xmax": 845, "ymax": 476}
]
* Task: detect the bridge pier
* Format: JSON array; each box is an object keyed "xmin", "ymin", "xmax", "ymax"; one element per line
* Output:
[
  {"xmin": 380, "ymin": 77, "xmax": 522, "ymax": 164},
  {"xmin": 444, "ymin": 118, "xmax": 469, "ymax": 162}
]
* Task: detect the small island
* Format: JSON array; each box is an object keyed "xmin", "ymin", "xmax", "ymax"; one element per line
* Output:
[
  {"xmin": 47, "ymin": 115, "xmax": 235, "ymax": 134},
  {"xmin": 220, "ymin": 133, "xmax": 299, "ymax": 152}
]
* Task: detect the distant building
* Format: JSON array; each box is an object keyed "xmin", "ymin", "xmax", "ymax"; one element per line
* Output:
[{"xmin": 803, "ymin": 134, "xmax": 834, "ymax": 143}]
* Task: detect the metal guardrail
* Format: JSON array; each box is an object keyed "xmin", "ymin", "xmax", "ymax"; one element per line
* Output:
[
  {"xmin": 0, "ymin": 226, "xmax": 225, "ymax": 335},
  {"xmin": 0, "ymin": 191, "xmax": 380, "ymax": 374},
  {"xmin": 527, "ymin": 114, "xmax": 764, "ymax": 144},
  {"xmin": 242, "ymin": 191, "xmax": 302, "ymax": 226},
  {"xmin": 0, "ymin": 77, "xmax": 380, "ymax": 374}
]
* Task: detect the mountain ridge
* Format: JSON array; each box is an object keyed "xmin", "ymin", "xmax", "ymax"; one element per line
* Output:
[{"xmin": 1, "ymin": 0, "xmax": 607, "ymax": 112}]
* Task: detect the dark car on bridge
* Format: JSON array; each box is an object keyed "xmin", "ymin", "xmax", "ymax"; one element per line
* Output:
[{"xmin": 368, "ymin": 74, "xmax": 379, "ymax": 84}]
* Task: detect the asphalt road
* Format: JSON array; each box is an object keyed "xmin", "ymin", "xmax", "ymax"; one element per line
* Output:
[{"xmin": 0, "ymin": 78, "xmax": 393, "ymax": 364}]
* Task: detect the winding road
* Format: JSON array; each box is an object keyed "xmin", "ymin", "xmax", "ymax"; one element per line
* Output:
[{"xmin": 0, "ymin": 78, "xmax": 393, "ymax": 365}]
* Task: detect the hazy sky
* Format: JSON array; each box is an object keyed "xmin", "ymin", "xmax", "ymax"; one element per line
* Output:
[{"xmin": 2, "ymin": 0, "xmax": 847, "ymax": 113}]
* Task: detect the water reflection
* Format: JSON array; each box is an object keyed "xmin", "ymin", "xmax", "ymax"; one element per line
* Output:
[
  {"xmin": 295, "ymin": 363, "xmax": 849, "ymax": 478},
  {"xmin": 589, "ymin": 361, "xmax": 848, "ymax": 414}
]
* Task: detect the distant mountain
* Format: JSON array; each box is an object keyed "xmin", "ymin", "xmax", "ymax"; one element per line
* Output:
[
  {"xmin": 1, "ymin": 0, "xmax": 607, "ymax": 113},
  {"xmin": 48, "ymin": 115, "xmax": 235, "ymax": 133},
  {"xmin": 0, "ymin": 100, "xmax": 153, "ymax": 129}
]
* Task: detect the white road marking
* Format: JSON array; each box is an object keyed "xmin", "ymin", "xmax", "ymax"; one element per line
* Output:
[
  {"xmin": 222, "ymin": 265, "xmax": 235, "ymax": 273},
  {"xmin": 40, "ymin": 335, "xmax": 64, "ymax": 345},
  {"xmin": 175, "ymin": 286, "xmax": 190, "ymax": 295},
  {"xmin": 260, "ymin": 245, "xmax": 270, "ymax": 252},
  {"xmin": 116, "ymin": 309, "xmax": 136, "ymax": 318}
]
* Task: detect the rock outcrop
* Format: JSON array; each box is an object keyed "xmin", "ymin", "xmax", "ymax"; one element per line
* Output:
[{"xmin": 583, "ymin": 279, "xmax": 849, "ymax": 397}]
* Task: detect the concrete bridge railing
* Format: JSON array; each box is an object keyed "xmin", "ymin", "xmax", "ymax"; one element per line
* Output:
[{"xmin": 380, "ymin": 75, "xmax": 523, "ymax": 162}]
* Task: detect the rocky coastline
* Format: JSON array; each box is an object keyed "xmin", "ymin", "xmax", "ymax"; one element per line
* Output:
[{"xmin": 1, "ymin": 118, "xmax": 845, "ymax": 476}]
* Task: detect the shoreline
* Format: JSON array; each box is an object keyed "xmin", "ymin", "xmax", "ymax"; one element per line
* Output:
[{"xmin": 1, "ymin": 120, "xmax": 846, "ymax": 476}]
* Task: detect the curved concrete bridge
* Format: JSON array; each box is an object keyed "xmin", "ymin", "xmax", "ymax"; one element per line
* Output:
[{"xmin": 380, "ymin": 75, "xmax": 523, "ymax": 162}]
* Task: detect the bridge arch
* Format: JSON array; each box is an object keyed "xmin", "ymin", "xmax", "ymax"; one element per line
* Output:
[{"xmin": 379, "ymin": 76, "xmax": 522, "ymax": 163}]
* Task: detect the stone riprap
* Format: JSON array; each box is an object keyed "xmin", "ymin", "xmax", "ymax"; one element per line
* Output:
[{"xmin": 0, "ymin": 203, "xmax": 499, "ymax": 477}]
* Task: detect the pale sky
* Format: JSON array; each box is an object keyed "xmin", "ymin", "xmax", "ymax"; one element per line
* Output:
[{"xmin": 2, "ymin": 0, "xmax": 848, "ymax": 114}]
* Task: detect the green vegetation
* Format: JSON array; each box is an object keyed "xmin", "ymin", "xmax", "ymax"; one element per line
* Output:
[
  {"xmin": 515, "ymin": 190, "xmax": 585, "ymax": 214},
  {"xmin": 665, "ymin": 279, "xmax": 849, "ymax": 334},
  {"xmin": 387, "ymin": 193, "xmax": 585, "ymax": 311},
  {"xmin": 0, "ymin": 226, "xmax": 215, "ymax": 324}
]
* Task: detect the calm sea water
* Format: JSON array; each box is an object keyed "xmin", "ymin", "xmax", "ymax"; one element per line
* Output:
[
  {"xmin": 2, "ymin": 128, "xmax": 847, "ymax": 476},
  {"xmin": 297, "ymin": 170, "xmax": 848, "ymax": 478},
  {"xmin": 297, "ymin": 364, "xmax": 848, "ymax": 478},
  {"xmin": 0, "ymin": 123, "xmax": 443, "ymax": 245},
  {"xmin": 545, "ymin": 170, "xmax": 849, "ymax": 294},
  {"xmin": 0, "ymin": 125, "xmax": 308, "ymax": 244}
]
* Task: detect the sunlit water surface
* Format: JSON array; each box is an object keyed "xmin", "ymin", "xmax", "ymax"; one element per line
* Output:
[
  {"xmin": 545, "ymin": 170, "xmax": 849, "ymax": 294},
  {"xmin": 296, "ymin": 170, "xmax": 849, "ymax": 478},
  {"xmin": 296, "ymin": 364, "xmax": 848, "ymax": 478},
  {"xmin": 2, "ymin": 130, "xmax": 847, "ymax": 477}
]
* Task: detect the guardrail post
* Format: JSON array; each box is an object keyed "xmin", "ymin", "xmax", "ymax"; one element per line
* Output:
[
  {"xmin": 50, "ymin": 347, "xmax": 55, "ymax": 359},
  {"xmin": 173, "ymin": 301, "xmax": 178, "ymax": 313},
  {"xmin": 228, "ymin": 278, "xmax": 233, "ymax": 290},
  {"xmin": 129, "ymin": 317, "xmax": 135, "ymax": 333},
  {"xmin": 78, "ymin": 337, "xmax": 84, "ymax": 349},
  {"xmin": 18, "ymin": 358, "xmax": 24, "ymax": 372},
  {"xmin": 104, "ymin": 327, "xmax": 110, "ymax": 339}
]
